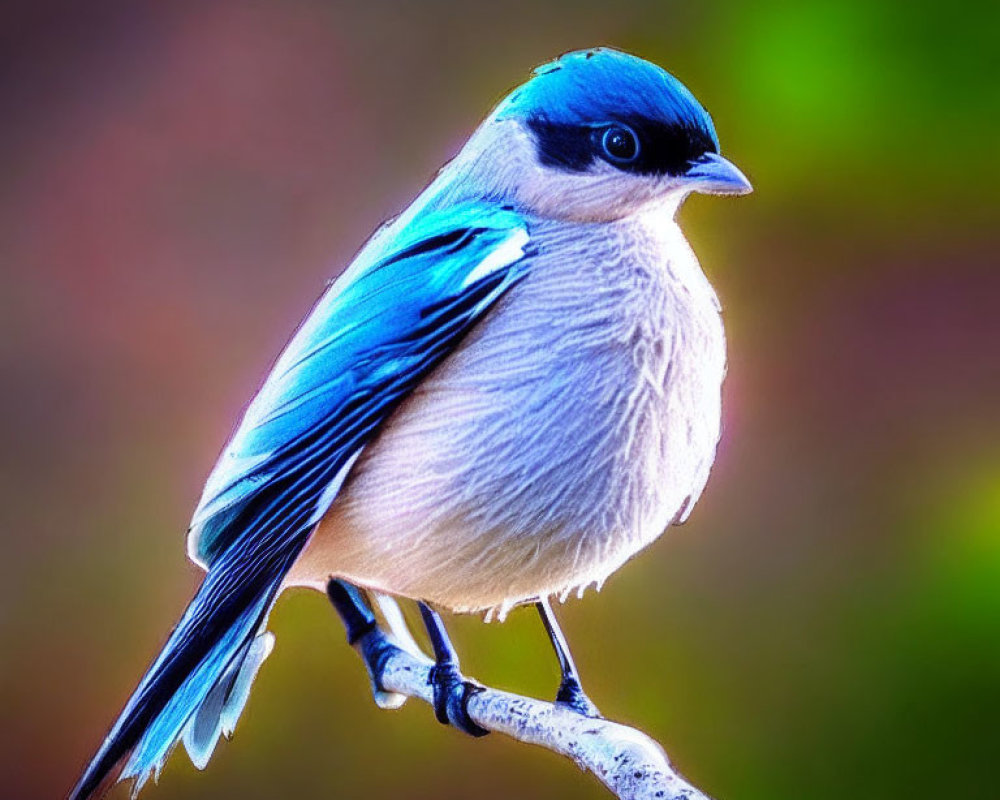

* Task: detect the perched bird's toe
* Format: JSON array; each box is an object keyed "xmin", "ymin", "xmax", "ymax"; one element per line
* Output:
[
  {"xmin": 327, "ymin": 580, "xmax": 408, "ymax": 709},
  {"xmin": 556, "ymin": 678, "xmax": 602, "ymax": 719},
  {"xmin": 429, "ymin": 662, "xmax": 490, "ymax": 737}
]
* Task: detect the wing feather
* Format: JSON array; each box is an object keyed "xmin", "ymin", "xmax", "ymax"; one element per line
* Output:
[{"xmin": 188, "ymin": 202, "xmax": 530, "ymax": 568}]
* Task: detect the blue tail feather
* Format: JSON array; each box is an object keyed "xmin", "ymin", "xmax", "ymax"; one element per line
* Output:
[
  {"xmin": 181, "ymin": 629, "xmax": 275, "ymax": 771},
  {"xmin": 119, "ymin": 595, "xmax": 272, "ymax": 793},
  {"xmin": 68, "ymin": 537, "xmax": 299, "ymax": 800}
]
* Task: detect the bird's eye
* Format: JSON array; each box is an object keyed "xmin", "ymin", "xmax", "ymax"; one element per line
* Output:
[{"xmin": 600, "ymin": 124, "xmax": 640, "ymax": 164}]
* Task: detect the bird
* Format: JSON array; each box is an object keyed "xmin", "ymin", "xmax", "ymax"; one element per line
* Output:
[{"xmin": 69, "ymin": 46, "xmax": 751, "ymax": 799}]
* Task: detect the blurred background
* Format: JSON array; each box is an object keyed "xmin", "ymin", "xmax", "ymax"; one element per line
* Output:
[{"xmin": 1, "ymin": 1, "xmax": 997, "ymax": 798}]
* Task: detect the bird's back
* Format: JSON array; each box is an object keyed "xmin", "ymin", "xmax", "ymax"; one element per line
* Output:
[{"xmin": 289, "ymin": 204, "xmax": 726, "ymax": 617}]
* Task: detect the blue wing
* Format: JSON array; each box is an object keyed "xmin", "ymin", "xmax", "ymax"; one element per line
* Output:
[
  {"xmin": 189, "ymin": 201, "xmax": 531, "ymax": 567},
  {"xmin": 69, "ymin": 201, "xmax": 531, "ymax": 800}
]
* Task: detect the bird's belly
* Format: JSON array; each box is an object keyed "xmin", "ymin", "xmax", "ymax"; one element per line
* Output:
[
  {"xmin": 288, "ymin": 318, "xmax": 724, "ymax": 617},
  {"xmin": 288, "ymin": 220, "xmax": 726, "ymax": 616}
]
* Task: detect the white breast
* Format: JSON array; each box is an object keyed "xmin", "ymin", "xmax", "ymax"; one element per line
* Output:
[{"xmin": 289, "ymin": 207, "xmax": 727, "ymax": 617}]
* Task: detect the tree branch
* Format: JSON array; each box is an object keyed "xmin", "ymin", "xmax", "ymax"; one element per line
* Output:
[{"xmin": 338, "ymin": 594, "xmax": 714, "ymax": 800}]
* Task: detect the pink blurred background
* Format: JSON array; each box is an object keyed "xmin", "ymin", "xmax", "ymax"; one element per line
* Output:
[{"xmin": 1, "ymin": 2, "xmax": 997, "ymax": 799}]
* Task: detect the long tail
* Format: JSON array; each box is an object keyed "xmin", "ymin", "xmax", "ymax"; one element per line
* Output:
[{"xmin": 69, "ymin": 539, "xmax": 301, "ymax": 800}]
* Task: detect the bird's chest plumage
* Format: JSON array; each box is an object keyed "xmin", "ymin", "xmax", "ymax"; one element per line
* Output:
[{"xmin": 294, "ymin": 211, "xmax": 726, "ymax": 615}]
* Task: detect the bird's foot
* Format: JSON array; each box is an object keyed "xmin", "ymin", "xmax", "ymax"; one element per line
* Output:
[
  {"xmin": 327, "ymin": 579, "xmax": 407, "ymax": 709},
  {"xmin": 356, "ymin": 626, "xmax": 408, "ymax": 710},
  {"xmin": 428, "ymin": 660, "xmax": 490, "ymax": 737},
  {"xmin": 556, "ymin": 676, "xmax": 602, "ymax": 718}
]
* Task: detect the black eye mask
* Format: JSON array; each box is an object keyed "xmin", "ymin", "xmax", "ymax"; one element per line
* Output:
[{"xmin": 526, "ymin": 114, "xmax": 719, "ymax": 177}]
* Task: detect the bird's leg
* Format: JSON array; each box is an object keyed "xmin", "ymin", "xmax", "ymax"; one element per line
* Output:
[
  {"xmin": 536, "ymin": 597, "xmax": 601, "ymax": 718},
  {"xmin": 326, "ymin": 579, "xmax": 407, "ymax": 709},
  {"xmin": 418, "ymin": 602, "xmax": 490, "ymax": 737}
]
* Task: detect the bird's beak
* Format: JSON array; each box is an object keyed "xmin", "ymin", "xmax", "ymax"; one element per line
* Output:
[{"xmin": 684, "ymin": 152, "xmax": 753, "ymax": 196}]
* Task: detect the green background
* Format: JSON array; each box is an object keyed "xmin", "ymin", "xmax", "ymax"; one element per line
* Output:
[{"xmin": 1, "ymin": 1, "xmax": 997, "ymax": 798}]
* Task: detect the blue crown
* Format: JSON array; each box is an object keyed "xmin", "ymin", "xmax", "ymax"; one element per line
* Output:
[{"xmin": 500, "ymin": 48, "xmax": 718, "ymax": 149}]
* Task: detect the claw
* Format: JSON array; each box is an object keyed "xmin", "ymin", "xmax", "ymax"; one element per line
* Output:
[
  {"xmin": 556, "ymin": 676, "xmax": 602, "ymax": 718},
  {"xmin": 327, "ymin": 580, "xmax": 407, "ymax": 709},
  {"xmin": 428, "ymin": 661, "xmax": 489, "ymax": 737},
  {"xmin": 357, "ymin": 627, "xmax": 408, "ymax": 710}
]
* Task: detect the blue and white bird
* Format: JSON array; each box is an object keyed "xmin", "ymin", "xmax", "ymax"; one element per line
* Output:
[{"xmin": 70, "ymin": 47, "xmax": 751, "ymax": 799}]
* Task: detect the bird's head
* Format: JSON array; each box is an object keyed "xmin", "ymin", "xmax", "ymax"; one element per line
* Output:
[{"xmin": 457, "ymin": 48, "xmax": 751, "ymax": 222}]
